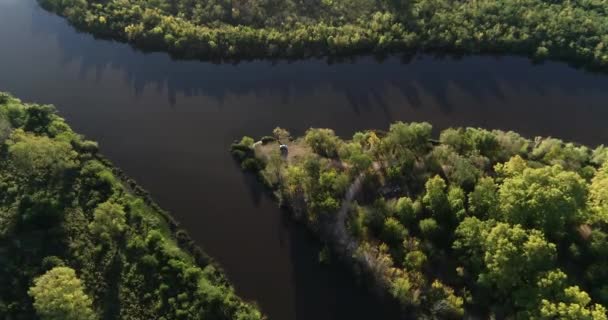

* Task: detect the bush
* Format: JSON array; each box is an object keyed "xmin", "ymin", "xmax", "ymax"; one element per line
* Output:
[
  {"xmin": 260, "ymin": 136, "xmax": 276, "ymax": 144},
  {"xmin": 404, "ymin": 250, "xmax": 427, "ymax": 270},
  {"xmin": 305, "ymin": 128, "xmax": 341, "ymax": 158},
  {"xmin": 241, "ymin": 158, "xmax": 263, "ymax": 171},
  {"xmin": 0, "ymin": 92, "xmax": 10, "ymax": 104}
]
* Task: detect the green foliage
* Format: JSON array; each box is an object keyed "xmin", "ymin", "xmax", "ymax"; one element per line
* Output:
[
  {"xmin": 532, "ymin": 138, "xmax": 590, "ymax": 171},
  {"xmin": 33, "ymin": 0, "xmax": 608, "ymax": 68},
  {"xmin": 7, "ymin": 129, "xmax": 78, "ymax": 181},
  {"xmin": 240, "ymin": 122, "xmax": 608, "ymax": 318},
  {"xmin": 427, "ymin": 280, "xmax": 464, "ymax": 319},
  {"xmin": 592, "ymin": 145, "xmax": 608, "ymax": 166},
  {"xmin": 589, "ymin": 163, "xmax": 608, "ymax": 224},
  {"xmin": 447, "ymin": 186, "xmax": 466, "ymax": 221},
  {"xmin": 0, "ymin": 93, "xmax": 261, "ymax": 320},
  {"xmin": 381, "ymin": 217, "xmax": 408, "ymax": 245},
  {"xmin": 305, "ymin": 128, "xmax": 341, "ymax": 158},
  {"xmin": 28, "ymin": 267, "xmax": 96, "ymax": 320},
  {"xmin": 239, "ymin": 136, "xmax": 255, "ymax": 147},
  {"xmin": 498, "ymin": 163, "xmax": 587, "ymax": 238},
  {"xmin": 394, "ymin": 196, "xmax": 416, "ymax": 226},
  {"xmin": 540, "ymin": 286, "xmax": 608, "ymax": 320},
  {"xmin": 340, "ymin": 142, "xmax": 373, "ymax": 174},
  {"xmin": 272, "ymin": 127, "xmax": 290, "ymax": 142},
  {"xmin": 390, "ymin": 275, "xmax": 417, "ymax": 306},
  {"xmin": 453, "ymin": 217, "xmax": 493, "ymax": 275},
  {"xmin": 89, "ymin": 201, "xmax": 126, "ymax": 244},
  {"xmin": 419, "ymin": 218, "xmax": 439, "ymax": 238},
  {"xmin": 479, "ymin": 224, "xmax": 556, "ymax": 298},
  {"xmin": 385, "ymin": 122, "xmax": 432, "ymax": 159},
  {"xmin": 467, "ymin": 177, "xmax": 498, "ymax": 219},
  {"xmin": 423, "ymin": 175, "xmax": 450, "ymax": 221},
  {"xmin": 404, "ymin": 250, "xmax": 427, "ymax": 270}
]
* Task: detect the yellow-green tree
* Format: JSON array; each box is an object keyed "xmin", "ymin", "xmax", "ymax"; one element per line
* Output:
[
  {"xmin": 589, "ymin": 162, "xmax": 608, "ymax": 224},
  {"xmin": 498, "ymin": 164, "xmax": 587, "ymax": 239},
  {"xmin": 28, "ymin": 267, "xmax": 96, "ymax": 320},
  {"xmin": 89, "ymin": 201, "xmax": 126, "ymax": 244}
]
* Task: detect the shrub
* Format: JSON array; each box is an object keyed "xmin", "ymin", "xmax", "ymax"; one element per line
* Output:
[{"xmin": 260, "ymin": 136, "xmax": 276, "ymax": 144}]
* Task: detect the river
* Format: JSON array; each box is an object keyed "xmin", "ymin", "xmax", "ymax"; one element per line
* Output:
[{"xmin": 1, "ymin": 0, "xmax": 608, "ymax": 319}]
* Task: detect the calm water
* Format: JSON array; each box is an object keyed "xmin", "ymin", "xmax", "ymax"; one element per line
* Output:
[{"xmin": 1, "ymin": 0, "xmax": 608, "ymax": 319}]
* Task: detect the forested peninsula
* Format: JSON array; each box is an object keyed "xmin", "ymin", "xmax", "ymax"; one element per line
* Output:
[
  {"xmin": 0, "ymin": 92, "xmax": 262, "ymax": 320},
  {"xmin": 233, "ymin": 124, "xmax": 608, "ymax": 319},
  {"xmin": 39, "ymin": 0, "xmax": 608, "ymax": 66}
]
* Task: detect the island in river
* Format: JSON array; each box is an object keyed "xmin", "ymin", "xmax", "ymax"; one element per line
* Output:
[
  {"xmin": 0, "ymin": 92, "xmax": 262, "ymax": 320},
  {"xmin": 234, "ymin": 124, "xmax": 608, "ymax": 319}
]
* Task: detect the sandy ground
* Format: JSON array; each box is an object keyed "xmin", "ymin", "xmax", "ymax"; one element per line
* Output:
[{"xmin": 255, "ymin": 138, "xmax": 312, "ymax": 164}]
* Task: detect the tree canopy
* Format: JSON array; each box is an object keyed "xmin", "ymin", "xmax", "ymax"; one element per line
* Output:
[
  {"xmin": 236, "ymin": 121, "xmax": 608, "ymax": 318},
  {"xmin": 37, "ymin": 0, "xmax": 608, "ymax": 67},
  {"xmin": 0, "ymin": 93, "xmax": 262, "ymax": 320},
  {"xmin": 28, "ymin": 267, "xmax": 96, "ymax": 320}
]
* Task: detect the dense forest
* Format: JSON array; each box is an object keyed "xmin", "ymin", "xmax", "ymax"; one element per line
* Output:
[
  {"xmin": 233, "ymin": 124, "xmax": 608, "ymax": 318},
  {"xmin": 0, "ymin": 92, "xmax": 262, "ymax": 320},
  {"xmin": 38, "ymin": 0, "xmax": 608, "ymax": 66}
]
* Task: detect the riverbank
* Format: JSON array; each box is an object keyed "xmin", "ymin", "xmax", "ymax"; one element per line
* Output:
[
  {"xmin": 38, "ymin": 0, "xmax": 608, "ymax": 69},
  {"xmin": 4, "ymin": 2, "xmax": 608, "ymax": 316},
  {"xmin": 234, "ymin": 125, "xmax": 608, "ymax": 318},
  {"xmin": 0, "ymin": 92, "xmax": 263, "ymax": 319}
]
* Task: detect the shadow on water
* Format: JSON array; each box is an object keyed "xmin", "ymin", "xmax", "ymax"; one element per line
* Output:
[
  {"xmin": 25, "ymin": 7, "xmax": 608, "ymax": 145},
  {"xmin": 241, "ymin": 171, "xmax": 407, "ymax": 320},
  {"xmin": 283, "ymin": 212, "xmax": 407, "ymax": 320},
  {"xmin": 2, "ymin": 1, "xmax": 608, "ymax": 319},
  {"xmin": 26, "ymin": 1, "xmax": 608, "ymax": 116}
]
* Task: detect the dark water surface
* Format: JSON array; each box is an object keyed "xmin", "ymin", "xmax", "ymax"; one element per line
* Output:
[{"xmin": 1, "ymin": 0, "xmax": 608, "ymax": 319}]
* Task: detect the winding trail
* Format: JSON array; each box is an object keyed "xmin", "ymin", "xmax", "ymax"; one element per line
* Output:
[{"xmin": 333, "ymin": 162, "xmax": 382, "ymax": 255}]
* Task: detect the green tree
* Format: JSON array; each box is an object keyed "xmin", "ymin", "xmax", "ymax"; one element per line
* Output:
[
  {"xmin": 7, "ymin": 129, "xmax": 78, "ymax": 181},
  {"xmin": 419, "ymin": 218, "xmax": 439, "ymax": 239},
  {"xmin": 427, "ymin": 280, "xmax": 464, "ymax": 319},
  {"xmin": 340, "ymin": 142, "xmax": 373, "ymax": 174},
  {"xmin": 384, "ymin": 122, "xmax": 432, "ymax": 159},
  {"xmin": 381, "ymin": 217, "xmax": 407, "ymax": 245},
  {"xmin": 468, "ymin": 177, "xmax": 498, "ymax": 219},
  {"xmin": 589, "ymin": 162, "xmax": 608, "ymax": 224},
  {"xmin": 532, "ymin": 138, "xmax": 590, "ymax": 170},
  {"xmin": 404, "ymin": 250, "xmax": 427, "ymax": 270},
  {"xmin": 463, "ymin": 128, "xmax": 500, "ymax": 161},
  {"xmin": 394, "ymin": 196, "xmax": 416, "ymax": 226},
  {"xmin": 498, "ymin": 165, "xmax": 587, "ymax": 238},
  {"xmin": 304, "ymin": 128, "xmax": 341, "ymax": 158},
  {"xmin": 28, "ymin": 267, "xmax": 96, "ymax": 320},
  {"xmin": 439, "ymin": 128, "xmax": 467, "ymax": 154},
  {"xmin": 447, "ymin": 186, "xmax": 466, "ymax": 221},
  {"xmin": 453, "ymin": 217, "xmax": 493, "ymax": 275},
  {"xmin": 591, "ymin": 145, "xmax": 608, "ymax": 166},
  {"xmin": 479, "ymin": 223, "xmax": 556, "ymax": 303},
  {"xmin": 423, "ymin": 175, "xmax": 450, "ymax": 221},
  {"xmin": 390, "ymin": 275, "xmax": 418, "ymax": 306},
  {"xmin": 540, "ymin": 286, "xmax": 607, "ymax": 320},
  {"xmin": 89, "ymin": 201, "xmax": 126, "ymax": 244}
]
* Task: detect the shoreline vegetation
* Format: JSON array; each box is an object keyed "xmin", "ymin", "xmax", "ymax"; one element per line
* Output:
[
  {"xmin": 233, "ymin": 124, "xmax": 608, "ymax": 319},
  {"xmin": 0, "ymin": 92, "xmax": 263, "ymax": 320},
  {"xmin": 39, "ymin": 0, "xmax": 608, "ymax": 68}
]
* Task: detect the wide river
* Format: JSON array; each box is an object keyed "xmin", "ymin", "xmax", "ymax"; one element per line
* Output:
[{"xmin": 2, "ymin": 0, "xmax": 608, "ymax": 319}]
